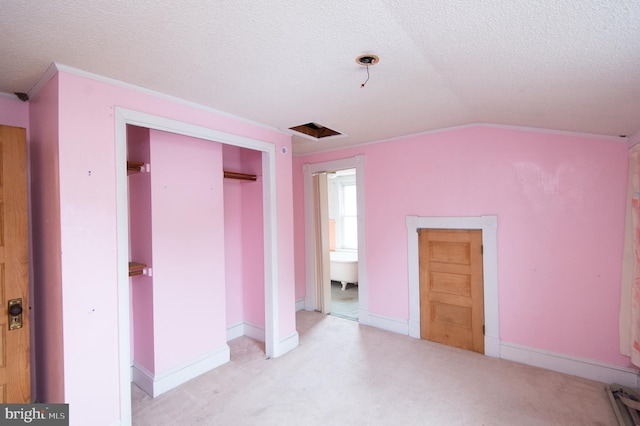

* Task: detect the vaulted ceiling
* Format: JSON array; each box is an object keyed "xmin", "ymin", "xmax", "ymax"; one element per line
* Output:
[{"xmin": 1, "ymin": 1, "xmax": 639, "ymax": 154}]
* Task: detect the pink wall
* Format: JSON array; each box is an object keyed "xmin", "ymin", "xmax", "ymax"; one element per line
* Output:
[
  {"xmin": 37, "ymin": 69, "xmax": 295, "ymax": 425},
  {"xmin": 0, "ymin": 96, "xmax": 29, "ymax": 129},
  {"xmin": 27, "ymin": 77, "xmax": 65, "ymax": 404},
  {"xmin": 224, "ymin": 178, "xmax": 245, "ymax": 326},
  {"xmin": 149, "ymin": 130, "xmax": 226, "ymax": 372},
  {"xmin": 242, "ymin": 181, "xmax": 265, "ymax": 326},
  {"xmin": 294, "ymin": 126, "xmax": 630, "ymax": 367},
  {"xmin": 223, "ymin": 146, "xmax": 265, "ymax": 329},
  {"xmin": 240, "ymin": 149, "xmax": 265, "ymax": 326}
]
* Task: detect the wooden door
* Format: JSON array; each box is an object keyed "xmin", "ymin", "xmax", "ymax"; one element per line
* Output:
[
  {"xmin": 0, "ymin": 126, "xmax": 30, "ymax": 402},
  {"xmin": 419, "ymin": 229, "xmax": 484, "ymax": 353}
]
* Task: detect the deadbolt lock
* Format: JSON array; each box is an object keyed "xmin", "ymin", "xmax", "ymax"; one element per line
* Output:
[{"xmin": 8, "ymin": 298, "xmax": 23, "ymax": 330}]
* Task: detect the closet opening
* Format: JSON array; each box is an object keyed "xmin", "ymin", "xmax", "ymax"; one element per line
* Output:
[
  {"xmin": 126, "ymin": 126, "xmax": 267, "ymax": 399},
  {"xmin": 222, "ymin": 144, "xmax": 267, "ymax": 346},
  {"xmin": 116, "ymin": 108, "xmax": 282, "ymax": 424}
]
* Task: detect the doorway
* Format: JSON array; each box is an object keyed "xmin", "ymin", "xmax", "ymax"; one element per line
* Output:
[
  {"xmin": 406, "ymin": 215, "xmax": 499, "ymax": 358},
  {"xmin": 327, "ymin": 168, "xmax": 359, "ymax": 321},
  {"xmin": 303, "ymin": 156, "xmax": 369, "ymax": 325},
  {"xmin": 0, "ymin": 126, "xmax": 31, "ymax": 403},
  {"xmin": 418, "ymin": 229, "xmax": 484, "ymax": 353}
]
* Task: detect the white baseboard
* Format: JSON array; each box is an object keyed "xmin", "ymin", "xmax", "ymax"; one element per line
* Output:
[
  {"xmin": 132, "ymin": 344, "xmax": 231, "ymax": 398},
  {"xmin": 226, "ymin": 322, "xmax": 245, "ymax": 341},
  {"xmin": 500, "ymin": 341, "xmax": 639, "ymax": 387},
  {"xmin": 408, "ymin": 318, "xmax": 420, "ymax": 338},
  {"xmin": 131, "ymin": 363, "xmax": 154, "ymax": 396},
  {"xmin": 485, "ymin": 335, "xmax": 500, "ymax": 359},
  {"xmin": 366, "ymin": 312, "xmax": 637, "ymax": 386},
  {"xmin": 304, "ymin": 297, "xmax": 315, "ymax": 312},
  {"xmin": 244, "ymin": 322, "xmax": 265, "ymax": 342},
  {"xmin": 226, "ymin": 321, "xmax": 265, "ymax": 342},
  {"xmin": 272, "ymin": 331, "xmax": 299, "ymax": 358},
  {"xmin": 368, "ymin": 312, "xmax": 409, "ymax": 335},
  {"xmin": 358, "ymin": 309, "xmax": 370, "ymax": 326},
  {"xmin": 296, "ymin": 298, "xmax": 305, "ymax": 312}
]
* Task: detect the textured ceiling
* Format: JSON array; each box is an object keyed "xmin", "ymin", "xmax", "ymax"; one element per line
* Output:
[{"xmin": 1, "ymin": 0, "xmax": 639, "ymax": 154}]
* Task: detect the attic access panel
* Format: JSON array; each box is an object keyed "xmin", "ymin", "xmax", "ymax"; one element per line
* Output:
[{"xmin": 289, "ymin": 122, "xmax": 342, "ymax": 139}]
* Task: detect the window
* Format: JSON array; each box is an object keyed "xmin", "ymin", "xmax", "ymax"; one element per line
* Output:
[{"xmin": 339, "ymin": 182, "xmax": 358, "ymax": 250}]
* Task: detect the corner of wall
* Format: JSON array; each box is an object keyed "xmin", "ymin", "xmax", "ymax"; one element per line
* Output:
[{"xmin": 28, "ymin": 72, "xmax": 65, "ymax": 403}]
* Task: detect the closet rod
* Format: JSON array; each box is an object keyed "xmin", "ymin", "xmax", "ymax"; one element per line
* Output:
[
  {"xmin": 223, "ymin": 171, "xmax": 257, "ymax": 181},
  {"xmin": 127, "ymin": 161, "xmax": 145, "ymax": 172}
]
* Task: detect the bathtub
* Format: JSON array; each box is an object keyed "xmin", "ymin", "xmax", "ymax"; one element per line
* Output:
[{"xmin": 330, "ymin": 251, "xmax": 358, "ymax": 290}]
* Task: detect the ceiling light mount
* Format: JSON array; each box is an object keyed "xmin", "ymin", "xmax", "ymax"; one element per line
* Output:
[
  {"xmin": 356, "ymin": 54, "xmax": 379, "ymax": 66},
  {"xmin": 356, "ymin": 54, "xmax": 379, "ymax": 88}
]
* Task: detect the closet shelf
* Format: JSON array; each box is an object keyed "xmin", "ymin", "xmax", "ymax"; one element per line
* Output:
[
  {"xmin": 224, "ymin": 171, "xmax": 257, "ymax": 181},
  {"xmin": 129, "ymin": 262, "xmax": 148, "ymax": 277},
  {"xmin": 127, "ymin": 161, "xmax": 148, "ymax": 174}
]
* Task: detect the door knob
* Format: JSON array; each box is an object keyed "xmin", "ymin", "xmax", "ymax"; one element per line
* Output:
[
  {"xmin": 8, "ymin": 299, "xmax": 23, "ymax": 330},
  {"xmin": 9, "ymin": 303, "xmax": 22, "ymax": 317}
]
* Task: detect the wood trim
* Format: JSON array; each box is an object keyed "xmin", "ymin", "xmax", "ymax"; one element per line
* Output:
[{"xmin": 128, "ymin": 262, "xmax": 147, "ymax": 277}]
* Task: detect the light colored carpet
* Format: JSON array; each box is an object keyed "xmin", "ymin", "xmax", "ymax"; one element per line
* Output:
[
  {"xmin": 132, "ymin": 311, "xmax": 618, "ymax": 425},
  {"xmin": 330, "ymin": 281, "xmax": 358, "ymax": 321}
]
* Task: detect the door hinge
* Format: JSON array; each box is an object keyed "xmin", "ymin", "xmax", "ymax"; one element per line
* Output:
[
  {"xmin": 483, "ymin": 325, "xmax": 485, "ymax": 335},
  {"xmin": 481, "ymin": 245, "xmax": 484, "ymax": 255}
]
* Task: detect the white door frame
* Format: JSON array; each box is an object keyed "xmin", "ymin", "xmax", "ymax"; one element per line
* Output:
[
  {"xmin": 303, "ymin": 155, "xmax": 368, "ymax": 324},
  {"xmin": 406, "ymin": 215, "xmax": 499, "ymax": 357},
  {"xmin": 115, "ymin": 108, "xmax": 280, "ymax": 425}
]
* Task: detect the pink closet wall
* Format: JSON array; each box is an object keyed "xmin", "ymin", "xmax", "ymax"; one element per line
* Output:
[
  {"xmin": 28, "ymin": 69, "xmax": 294, "ymax": 426},
  {"xmin": 224, "ymin": 168, "xmax": 244, "ymax": 326},
  {"xmin": 148, "ymin": 130, "xmax": 226, "ymax": 372},
  {"xmin": 242, "ymin": 180, "xmax": 266, "ymax": 325},
  {"xmin": 129, "ymin": 127, "xmax": 226, "ymax": 374},
  {"xmin": 294, "ymin": 125, "xmax": 629, "ymax": 367},
  {"xmin": 223, "ymin": 146, "xmax": 265, "ymax": 330}
]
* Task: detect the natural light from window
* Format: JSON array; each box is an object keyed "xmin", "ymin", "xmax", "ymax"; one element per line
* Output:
[{"xmin": 339, "ymin": 182, "xmax": 357, "ymax": 250}]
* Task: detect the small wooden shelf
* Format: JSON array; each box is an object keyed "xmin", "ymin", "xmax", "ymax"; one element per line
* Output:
[
  {"xmin": 129, "ymin": 262, "xmax": 147, "ymax": 277},
  {"xmin": 127, "ymin": 161, "xmax": 146, "ymax": 175},
  {"xmin": 224, "ymin": 171, "xmax": 257, "ymax": 181}
]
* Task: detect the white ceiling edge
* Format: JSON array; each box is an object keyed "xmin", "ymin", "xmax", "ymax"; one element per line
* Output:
[
  {"xmin": 292, "ymin": 122, "xmax": 628, "ymax": 157},
  {"xmin": 25, "ymin": 62, "xmax": 290, "ymax": 138}
]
